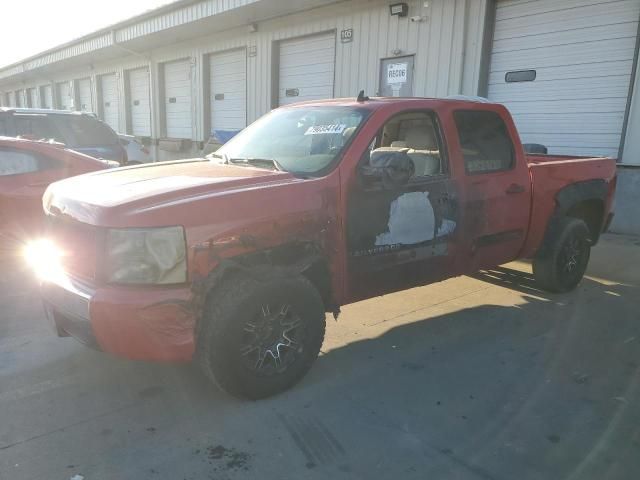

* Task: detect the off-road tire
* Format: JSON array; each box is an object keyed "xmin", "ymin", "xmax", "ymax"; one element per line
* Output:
[
  {"xmin": 197, "ymin": 273, "xmax": 326, "ymax": 399},
  {"xmin": 533, "ymin": 217, "xmax": 591, "ymax": 293}
]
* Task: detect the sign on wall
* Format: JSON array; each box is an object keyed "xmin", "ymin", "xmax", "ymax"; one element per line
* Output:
[
  {"xmin": 340, "ymin": 28, "xmax": 353, "ymax": 43},
  {"xmin": 380, "ymin": 55, "xmax": 414, "ymax": 97}
]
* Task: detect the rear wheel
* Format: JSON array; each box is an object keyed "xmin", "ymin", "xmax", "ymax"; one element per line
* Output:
[
  {"xmin": 197, "ymin": 273, "xmax": 326, "ymax": 399},
  {"xmin": 533, "ymin": 217, "xmax": 591, "ymax": 293}
]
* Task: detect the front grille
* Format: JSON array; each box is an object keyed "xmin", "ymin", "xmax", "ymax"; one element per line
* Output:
[{"xmin": 47, "ymin": 216, "xmax": 98, "ymax": 282}]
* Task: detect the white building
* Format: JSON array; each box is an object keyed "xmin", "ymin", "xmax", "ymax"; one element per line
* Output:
[{"xmin": 1, "ymin": 0, "xmax": 639, "ymax": 233}]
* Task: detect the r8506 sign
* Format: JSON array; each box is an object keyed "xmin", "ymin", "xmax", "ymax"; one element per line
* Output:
[{"xmin": 387, "ymin": 63, "xmax": 408, "ymax": 84}]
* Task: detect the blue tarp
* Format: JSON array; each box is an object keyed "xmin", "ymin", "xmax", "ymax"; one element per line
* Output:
[{"xmin": 211, "ymin": 129, "xmax": 241, "ymax": 144}]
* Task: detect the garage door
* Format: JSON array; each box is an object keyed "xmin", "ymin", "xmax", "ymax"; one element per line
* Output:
[
  {"xmin": 164, "ymin": 59, "xmax": 192, "ymax": 138},
  {"xmin": 28, "ymin": 88, "xmax": 38, "ymax": 108},
  {"xmin": 56, "ymin": 82, "xmax": 72, "ymax": 110},
  {"xmin": 128, "ymin": 68, "xmax": 152, "ymax": 137},
  {"xmin": 41, "ymin": 85, "xmax": 53, "ymax": 109},
  {"xmin": 15, "ymin": 90, "xmax": 25, "ymax": 108},
  {"xmin": 209, "ymin": 50, "xmax": 246, "ymax": 132},
  {"xmin": 77, "ymin": 78, "xmax": 92, "ymax": 112},
  {"xmin": 100, "ymin": 74, "xmax": 120, "ymax": 132},
  {"xmin": 278, "ymin": 32, "xmax": 335, "ymax": 106},
  {"xmin": 488, "ymin": 0, "xmax": 640, "ymax": 157}
]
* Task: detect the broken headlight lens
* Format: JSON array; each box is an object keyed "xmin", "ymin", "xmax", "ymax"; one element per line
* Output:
[{"xmin": 105, "ymin": 226, "xmax": 186, "ymax": 285}]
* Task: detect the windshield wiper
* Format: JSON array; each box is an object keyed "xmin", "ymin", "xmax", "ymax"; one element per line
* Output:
[
  {"xmin": 228, "ymin": 157, "xmax": 284, "ymax": 171},
  {"xmin": 207, "ymin": 152, "xmax": 229, "ymax": 163}
]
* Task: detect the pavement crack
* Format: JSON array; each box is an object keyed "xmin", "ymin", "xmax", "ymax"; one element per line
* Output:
[{"xmin": 0, "ymin": 401, "xmax": 136, "ymax": 451}]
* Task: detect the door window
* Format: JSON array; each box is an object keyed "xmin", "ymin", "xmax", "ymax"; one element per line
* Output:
[
  {"xmin": 362, "ymin": 111, "xmax": 445, "ymax": 180},
  {"xmin": 0, "ymin": 149, "xmax": 61, "ymax": 176},
  {"xmin": 14, "ymin": 115, "xmax": 61, "ymax": 142},
  {"xmin": 453, "ymin": 110, "xmax": 514, "ymax": 174}
]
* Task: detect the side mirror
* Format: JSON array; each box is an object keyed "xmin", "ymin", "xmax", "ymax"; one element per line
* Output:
[{"xmin": 359, "ymin": 148, "xmax": 415, "ymax": 188}]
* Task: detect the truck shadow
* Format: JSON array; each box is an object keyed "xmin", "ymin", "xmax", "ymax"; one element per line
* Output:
[{"xmin": 305, "ymin": 278, "xmax": 640, "ymax": 478}]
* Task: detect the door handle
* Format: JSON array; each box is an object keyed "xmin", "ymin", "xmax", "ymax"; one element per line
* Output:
[{"xmin": 506, "ymin": 183, "xmax": 525, "ymax": 194}]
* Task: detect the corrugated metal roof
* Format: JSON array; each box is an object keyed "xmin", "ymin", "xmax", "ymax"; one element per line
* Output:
[{"xmin": 0, "ymin": 0, "xmax": 258, "ymax": 81}]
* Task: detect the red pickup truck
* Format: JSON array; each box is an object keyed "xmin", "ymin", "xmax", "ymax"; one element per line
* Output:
[{"xmin": 37, "ymin": 97, "xmax": 616, "ymax": 399}]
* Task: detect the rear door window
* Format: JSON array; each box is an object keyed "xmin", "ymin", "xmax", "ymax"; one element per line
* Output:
[
  {"xmin": 14, "ymin": 115, "xmax": 63, "ymax": 142},
  {"xmin": 52, "ymin": 115, "xmax": 118, "ymax": 147},
  {"xmin": 453, "ymin": 110, "xmax": 514, "ymax": 174},
  {"xmin": 0, "ymin": 148, "xmax": 61, "ymax": 176}
]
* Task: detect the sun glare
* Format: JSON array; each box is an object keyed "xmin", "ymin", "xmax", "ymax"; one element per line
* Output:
[{"xmin": 23, "ymin": 239, "xmax": 66, "ymax": 283}]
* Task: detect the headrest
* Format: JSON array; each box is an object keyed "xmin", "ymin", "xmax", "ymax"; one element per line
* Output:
[{"xmin": 405, "ymin": 127, "xmax": 437, "ymax": 150}]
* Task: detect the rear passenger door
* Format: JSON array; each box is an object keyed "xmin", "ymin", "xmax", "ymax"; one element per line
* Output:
[
  {"xmin": 346, "ymin": 110, "xmax": 459, "ymax": 300},
  {"xmin": 453, "ymin": 109, "xmax": 532, "ymax": 271}
]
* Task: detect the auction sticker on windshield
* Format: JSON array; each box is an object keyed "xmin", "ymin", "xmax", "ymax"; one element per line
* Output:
[{"xmin": 304, "ymin": 124, "xmax": 347, "ymax": 135}]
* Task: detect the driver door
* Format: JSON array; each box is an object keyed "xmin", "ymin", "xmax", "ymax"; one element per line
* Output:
[{"xmin": 346, "ymin": 110, "xmax": 459, "ymax": 301}]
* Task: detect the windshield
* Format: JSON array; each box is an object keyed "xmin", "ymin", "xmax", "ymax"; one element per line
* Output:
[
  {"xmin": 52, "ymin": 115, "xmax": 119, "ymax": 147},
  {"xmin": 213, "ymin": 106, "xmax": 368, "ymax": 174}
]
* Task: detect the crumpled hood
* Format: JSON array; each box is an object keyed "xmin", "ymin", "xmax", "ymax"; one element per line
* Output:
[{"xmin": 43, "ymin": 158, "xmax": 297, "ymax": 225}]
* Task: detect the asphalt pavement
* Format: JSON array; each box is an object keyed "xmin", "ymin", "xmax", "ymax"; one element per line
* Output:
[{"xmin": 1, "ymin": 234, "xmax": 639, "ymax": 480}]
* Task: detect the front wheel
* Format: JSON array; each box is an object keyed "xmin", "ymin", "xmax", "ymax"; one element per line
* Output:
[
  {"xmin": 533, "ymin": 217, "xmax": 591, "ymax": 293},
  {"xmin": 197, "ymin": 273, "xmax": 326, "ymax": 399}
]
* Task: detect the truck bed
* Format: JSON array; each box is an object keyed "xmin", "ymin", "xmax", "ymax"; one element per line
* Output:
[{"xmin": 521, "ymin": 153, "xmax": 617, "ymax": 257}]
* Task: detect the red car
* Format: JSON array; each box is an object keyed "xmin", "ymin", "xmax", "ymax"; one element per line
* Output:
[
  {"xmin": 0, "ymin": 137, "xmax": 109, "ymax": 251},
  {"xmin": 37, "ymin": 97, "xmax": 616, "ymax": 399}
]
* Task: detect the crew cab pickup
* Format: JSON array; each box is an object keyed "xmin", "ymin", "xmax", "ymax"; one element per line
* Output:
[{"xmin": 37, "ymin": 97, "xmax": 616, "ymax": 399}]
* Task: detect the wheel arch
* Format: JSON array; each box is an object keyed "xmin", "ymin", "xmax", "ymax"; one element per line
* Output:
[
  {"xmin": 553, "ymin": 180, "xmax": 607, "ymax": 245},
  {"xmin": 194, "ymin": 241, "xmax": 335, "ymax": 321}
]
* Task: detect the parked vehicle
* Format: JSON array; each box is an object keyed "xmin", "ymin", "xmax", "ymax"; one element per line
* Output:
[
  {"xmin": 35, "ymin": 96, "xmax": 616, "ymax": 399},
  {"xmin": 0, "ymin": 137, "xmax": 110, "ymax": 250},
  {"xmin": 0, "ymin": 108, "xmax": 127, "ymax": 164},
  {"xmin": 118, "ymin": 134, "xmax": 152, "ymax": 163}
]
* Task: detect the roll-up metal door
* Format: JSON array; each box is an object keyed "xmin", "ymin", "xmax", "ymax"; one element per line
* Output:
[
  {"xmin": 100, "ymin": 74, "xmax": 120, "ymax": 132},
  {"xmin": 488, "ymin": 0, "xmax": 640, "ymax": 157},
  {"xmin": 56, "ymin": 82, "xmax": 72, "ymax": 110},
  {"xmin": 41, "ymin": 85, "xmax": 53, "ymax": 109},
  {"xmin": 16, "ymin": 90, "xmax": 25, "ymax": 108},
  {"xmin": 209, "ymin": 49, "xmax": 246, "ymax": 132},
  {"xmin": 164, "ymin": 59, "xmax": 192, "ymax": 139},
  {"xmin": 278, "ymin": 32, "xmax": 336, "ymax": 106},
  {"xmin": 77, "ymin": 78, "xmax": 92, "ymax": 112},
  {"xmin": 28, "ymin": 88, "xmax": 38, "ymax": 108},
  {"xmin": 128, "ymin": 68, "xmax": 152, "ymax": 137}
]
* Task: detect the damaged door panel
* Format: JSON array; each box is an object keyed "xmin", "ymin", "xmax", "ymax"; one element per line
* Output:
[{"xmin": 347, "ymin": 110, "xmax": 458, "ymax": 300}]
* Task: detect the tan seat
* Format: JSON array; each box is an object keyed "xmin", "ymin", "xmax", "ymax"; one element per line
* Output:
[{"xmin": 400, "ymin": 127, "xmax": 441, "ymax": 176}]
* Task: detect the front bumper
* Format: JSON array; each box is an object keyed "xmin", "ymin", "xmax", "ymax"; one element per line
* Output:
[
  {"xmin": 42, "ymin": 276, "xmax": 196, "ymax": 362},
  {"xmin": 42, "ymin": 279, "xmax": 98, "ymax": 349}
]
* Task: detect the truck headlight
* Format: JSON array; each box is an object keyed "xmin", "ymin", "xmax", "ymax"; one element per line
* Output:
[{"xmin": 105, "ymin": 226, "xmax": 186, "ymax": 285}]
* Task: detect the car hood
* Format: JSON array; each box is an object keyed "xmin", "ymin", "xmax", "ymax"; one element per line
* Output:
[{"xmin": 43, "ymin": 158, "xmax": 298, "ymax": 225}]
